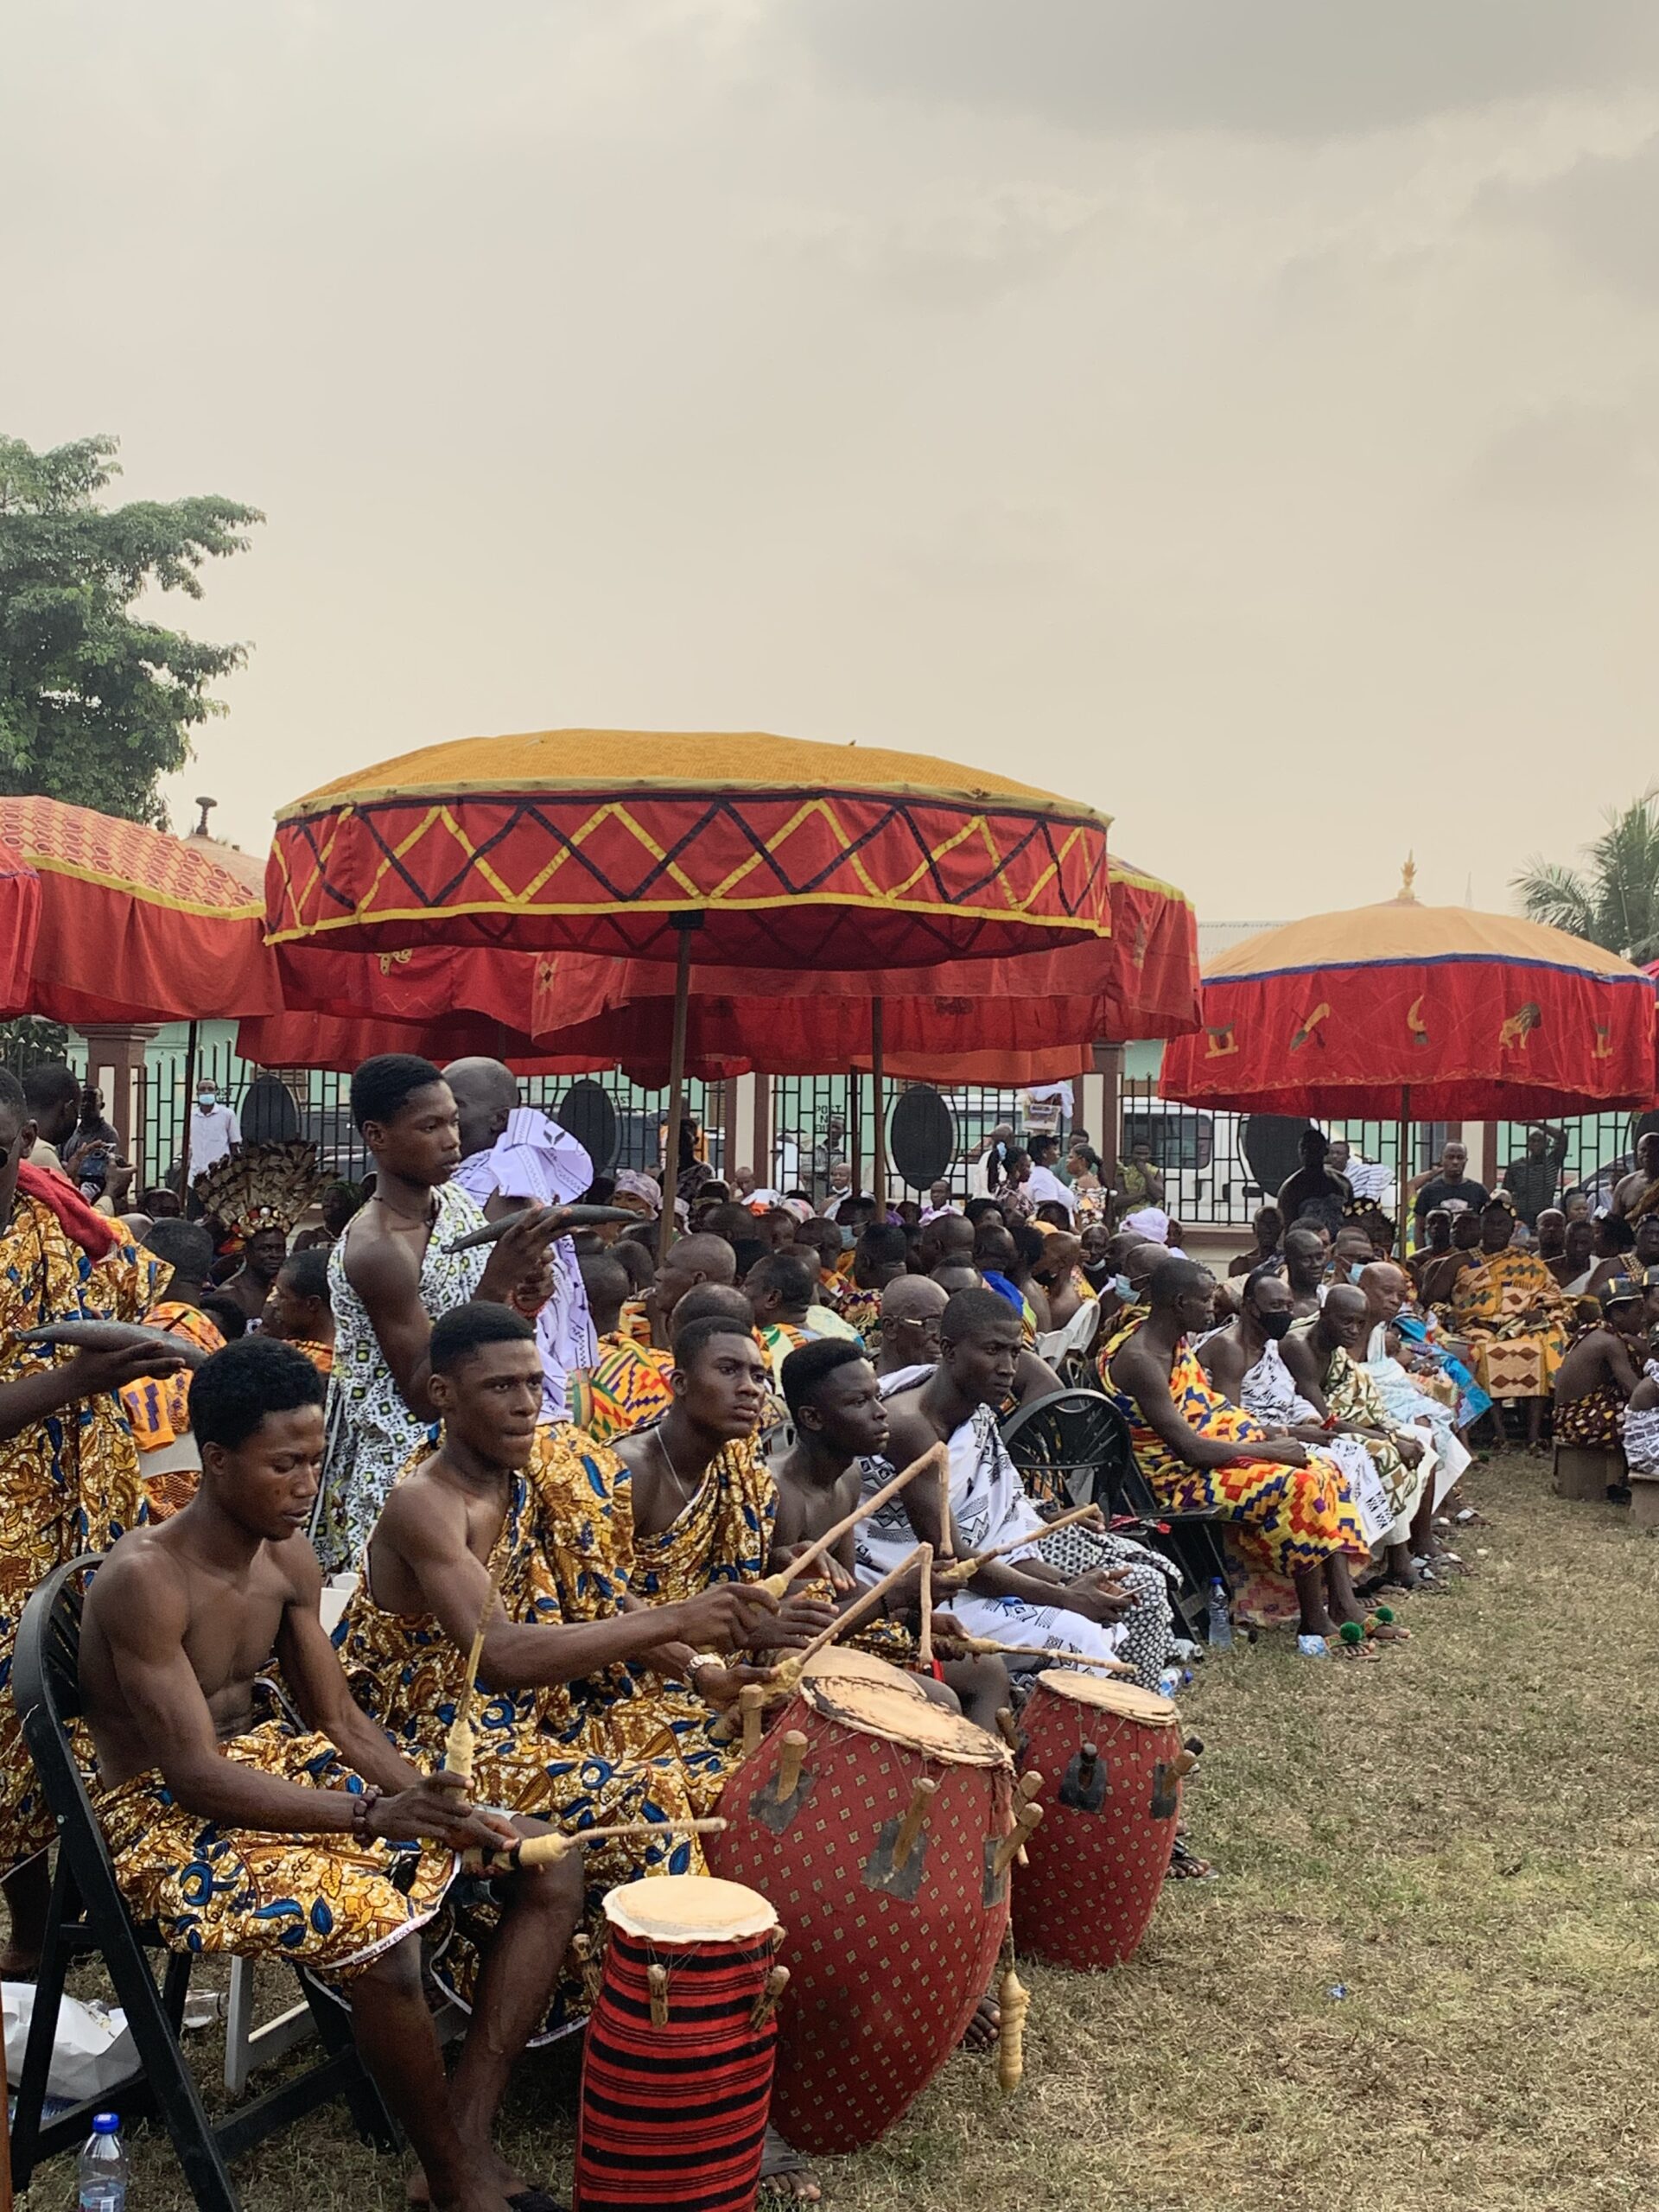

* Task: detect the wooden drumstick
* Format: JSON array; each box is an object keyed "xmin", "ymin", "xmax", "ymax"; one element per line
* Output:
[
  {"xmin": 996, "ymin": 1945, "xmax": 1030, "ymax": 2094},
  {"xmin": 995, "ymin": 1707, "xmax": 1019, "ymax": 1750},
  {"xmin": 466, "ymin": 1815, "xmax": 728, "ymax": 1873},
  {"xmin": 739, "ymin": 1683, "xmax": 766, "ymax": 1758},
  {"xmin": 749, "ymin": 1964, "xmax": 790, "ymax": 2031},
  {"xmin": 648, "ymin": 1964, "xmax": 670, "ymax": 2027},
  {"xmin": 938, "ymin": 1448, "xmax": 954, "ymax": 1560},
  {"xmin": 918, "ymin": 1547, "xmax": 934, "ymax": 1669},
  {"xmin": 992, "ymin": 1801, "xmax": 1043, "ymax": 1879},
  {"xmin": 443, "ymin": 1562, "xmax": 502, "ymax": 1788},
  {"xmin": 761, "ymin": 1445, "xmax": 947, "ymax": 1597},
  {"xmin": 787, "ymin": 1546, "xmax": 934, "ymax": 1673},
  {"xmin": 935, "ymin": 1631, "xmax": 1130, "ymax": 1676},
  {"xmin": 891, "ymin": 1777, "xmax": 938, "ymax": 1872},
  {"xmin": 774, "ymin": 1730, "xmax": 809, "ymax": 1801},
  {"xmin": 936, "ymin": 1503, "xmax": 1104, "ymax": 1587}
]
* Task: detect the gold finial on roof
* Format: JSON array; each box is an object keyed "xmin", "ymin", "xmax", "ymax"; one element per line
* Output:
[{"xmin": 1397, "ymin": 855, "xmax": 1417, "ymax": 904}]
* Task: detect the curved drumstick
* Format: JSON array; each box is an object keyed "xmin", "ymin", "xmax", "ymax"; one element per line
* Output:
[
  {"xmin": 442, "ymin": 1563, "xmax": 503, "ymax": 1788},
  {"xmin": 762, "ymin": 1444, "xmax": 946, "ymax": 1599},
  {"xmin": 936, "ymin": 1503, "xmax": 1105, "ymax": 1588},
  {"xmin": 464, "ymin": 1815, "xmax": 728, "ymax": 1874}
]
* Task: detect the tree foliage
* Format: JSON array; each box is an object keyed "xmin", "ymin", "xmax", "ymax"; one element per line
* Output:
[
  {"xmin": 1513, "ymin": 790, "xmax": 1659, "ymax": 966},
  {"xmin": 0, "ymin": 434, "xmax": 261, "ymax": 825}
]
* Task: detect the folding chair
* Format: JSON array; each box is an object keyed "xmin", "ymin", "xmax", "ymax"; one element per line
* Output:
[{"xmin": 9, "ymin": 1558, "xmax": 399, "ymax": 2209}]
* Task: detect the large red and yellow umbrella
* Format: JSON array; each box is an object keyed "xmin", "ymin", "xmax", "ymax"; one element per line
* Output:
[
  {"xmin": 268, "ymin": 728, "xmax": 1112, "ymax": 1232},
  {"xmin": 1160, "ymin": 872, "xmax": 1657, "ymax": 1126},
  {"xmin": 0, "ymin": 796, "xmax": 280, "ymax": 1027}
]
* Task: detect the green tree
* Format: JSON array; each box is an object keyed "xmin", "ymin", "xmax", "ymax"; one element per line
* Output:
[
  {"xmin": 1513, "ymin": 789, "xmax": 1659, "ymax": 965},
  {"xmin": 0, "ymin": 434, "xmax": 261, "ymax": 825}
]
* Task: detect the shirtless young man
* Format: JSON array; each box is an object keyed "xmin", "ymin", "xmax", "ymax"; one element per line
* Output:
[
  {"xmin": 79, "ymin": 1337, "xmax": 569, "ymax": 2212},
  {"xmin": 772, "ymin": 1338, "xmax": 1011, "ymax": 1731},
  {"xmin": 1554, "ymin": 1281, "xmax": 1647, "ymax": 1465},
  {"xmin": 1282, "ymin": 1226, "xmax": 1328, "ymax": 1320}
]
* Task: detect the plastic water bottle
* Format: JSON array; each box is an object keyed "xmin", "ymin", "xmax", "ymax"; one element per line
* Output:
[
  {"xmin": 1206, "ymin": 1578, "xmax": 1233, "ymax": 1650},
  {"xmin": 78, "ymin": 2112, "xmax": 128, "ymax": 2211}
]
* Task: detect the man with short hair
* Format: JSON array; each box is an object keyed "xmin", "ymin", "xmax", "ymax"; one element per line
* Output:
[
  {"xmin": 1326, "ymin": 1139, "xmax": 1391, "ymax": 1206},
  {"xmin": 746, "ymin": 1250, "xmax": 823, "ymax": 1382},
  {"xmin": 316, "ymin": 1054, "xmax": 569, "ymax": 1569},
  {"xmin": 1501, "ymin": 1126, "xmax": 1567, "ymax": 1230},
  {"xmin": 62, "ymin": 1084, "xmax": 120, "ymax": 1178},
  {"xmin": 1553, "ymin": 1281, "xmax": 1647, "ymax": 1460},
  {"xmin": 214, "ymin": 1222, "xmax": 290, "ymax": 1329},
  {"xmin": 1276, "ymin": 1127, "xmax": 1351, "ymax": 1240},
  {"xmin": 180, "ymin": 1077, "xmax": 239, "ymax": 1185},
  {"xmin": 1549, "ymin": 1216, "xmax": 1598, "ymax": 1300},
  {"xmin": 841, "ymin": 1222, "xmax": 910, "ymax": 1350},
  {"xmin": 1588, "ymin": 1212, "xmax": 1659, "ymax": 1298},
  {"xmin": 0, "ymin": 1067, "xmax": 181, "ymax": 1969},
  {"xmin": 1450, "ymin": 1196, "xmax": 1571, "ymax": 1449},
  {"xmin": 445, "ymin": 1054, "xmax": 597, "ymax": 1422},
  {"xmin": 1305, "ymin": 1286, "xmax": 1430, "ymax": 1592},
  {"xmin": 1353, "ymin": 1261, "xmax": 1478, "ymax": 1502},
  {"xmin": 1282, "ymin": 1225, "xmax": 1328, "ymax": 1320},
  {"xmin": 82, "ymin": 1335, "xmax": 561, "ymax": 2212},
  {"xmin": 22, "ymin": 1062, "xmax": 79, "ymax": 1175},
  {"xmin": 1407, "ymin": 1208, "xmax": 1453, "ymax": 1294},
  {"xmin": 340, "ymin": 1304, "xmax": 779, "ymax": 2027},
  {"xmin": 265, "ymin": 1248, "xmax": 336, "ymax": 1374},
  {"xmin": 869, "ymin": 1289, "xmax": 1132, "ymax": 1670},
  {"xmin": 920, "ymin": 1179, "xmax": 957, "ymax": 1223},
  {"xmin": 1611, "ymin": 1128, "xmax": 1659, "ymax": 1225},
  {"xmin": 1111, "ymin": 1136, "xmax": 1164, "ymax": 1215},
  {"xmin": 1103, "ymin": 1259, "xmax": 1374, "ymax": 1644},
  {"xmin": 1228, "ymin": 1204, "xmax": 1284, "ymax": 1279},
  {"xmin": 649, "ymin": 1231, "xmax": 739, "ymax": 1347},
  {"xmin": 1410, "ymin": 1139, "xmax": 1488, "ymax": 1232},
  {"xmin": 1419, "ymin": 1207, "xmax": 1484, "ymax": 1307}
]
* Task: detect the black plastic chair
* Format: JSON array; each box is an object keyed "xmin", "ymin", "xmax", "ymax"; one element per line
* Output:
[{"xmin": 9, "ymin": 1557, "xmax": 399, "ymax": 2208}]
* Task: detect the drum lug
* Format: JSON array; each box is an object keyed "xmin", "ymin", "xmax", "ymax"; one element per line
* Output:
[
  {"xmin": 752, "ymin": 1765, "xmax": 816, "ymax": 1834},
  {"xmin": 982, "ymin": 1833, "xmax": 1009, "ymax": 1909},
  {"xmin": 1149, "ymin": 1761, "xmax": 1179, "ymax": 1821},
  {"xmin": 1058, "ymin": 1742, "xmax": 1107, "ymax": 1814},
  {"xmin": 863, "ymin": 1812, "xmax": 930, "ymax": 1900}
]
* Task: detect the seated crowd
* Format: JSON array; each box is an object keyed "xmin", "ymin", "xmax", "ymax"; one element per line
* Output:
[{"xmin": 1, "ymin": 1061, "xmax": 1637, "ymax": 2208}]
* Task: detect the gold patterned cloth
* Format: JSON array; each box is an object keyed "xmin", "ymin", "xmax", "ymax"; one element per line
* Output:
[
  {"xmin": 0, "ymin": 1199, "xmax": 157, "ymax": 1877},
  {"xmin": 1450, "ymin": 1248, "xmax": 1571, "ymax": 1400},
  {"xmin": 569, "ymin": 1332, "xmax": 674, "ymax": 1446},
  {"xmin": 337, "ymin": 1424, "xmax": 717, "ymax": 2027},
  {"xmin": 92, "ymin": 1720, "xmax": 453, "ymax": 1980}
]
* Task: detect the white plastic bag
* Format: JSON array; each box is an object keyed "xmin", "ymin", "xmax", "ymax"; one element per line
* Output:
[{"xmin": 3, "ymin": 1981, "xmax": 137, "ymax": 2101}]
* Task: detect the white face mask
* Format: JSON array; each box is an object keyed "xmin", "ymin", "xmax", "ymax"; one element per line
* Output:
[{"xmin": 196, "ymin": 1090, "xmax": 216, "ymax": 1108}]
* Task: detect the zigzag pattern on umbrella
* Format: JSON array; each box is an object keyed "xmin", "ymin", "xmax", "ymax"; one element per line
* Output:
[{"xmin": 267, "ymin": 786, "xmax": 1108, "ymax": 959}]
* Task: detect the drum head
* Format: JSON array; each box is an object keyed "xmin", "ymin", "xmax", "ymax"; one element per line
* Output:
[
  {"xmin": 603, "ymin": 1873, "xmax": 776, "ymax": 1943},
  {"xmin": 801, "ymin": 1645, "xmax": 928, "ymax": 1702},
  {"xmin": 802, "ymin": 1676, "xmax": 1010, "ymax": 1767},
  {"xmin": 557, "ymin": 1079, "xmax": 619, "ymax": 1174},
  {"xmin": 890, "ymin": 1085, "xmax": 957, "ymax": 1190},
  {"xmin": 1034, "ymin": 1673, "xmax": 1179, "ymax": 1726}
]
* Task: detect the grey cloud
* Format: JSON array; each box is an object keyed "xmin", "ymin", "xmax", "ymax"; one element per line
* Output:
[
  {"xmin": 768, "ymin": 184, "xmax": 1102, "ymax": 307},
  {"xmin": 793, "ymin": 0, "xmax": 1658, "ymax": 140},
  {"xmin": 1465, "ymin": 396, "xmax": 1659, "ymax": 507},
  {"xmin": 1483, "ymin": 132, "xmax": 1659, "ymax": 299}
]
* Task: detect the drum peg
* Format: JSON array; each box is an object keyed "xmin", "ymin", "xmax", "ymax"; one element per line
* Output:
[
  {"xmin": 710, "ymin": 1710, "xmax": 737, "ymax": 1743},
  {"xmin": 648, "ymin": 1962, "xmax": 671, "ymax": 2027},
  {"xmin": 570, "ymin": 1931, "xmax": 604, "ymax": 2011},
  {"xmin": 995, "ymin": 1707, "xmax": 1019, "ymax": 1750},
  {"xmin": 1077, "ymin": 1742, "xmax": 1100, "ymax": 1789},
  {"xmin": 993, "ymin": 1801, "xmax": 1042, "ymax": 1879},
  {"xmin": 1015, "ymin": 1770, "xmax": 1044, "ymax": 1806},
  {"xmin": 739, "ymin": 1684, "xmax": 767, "ymax": 1758},
  {"xmin": 773, "ymin": 1730, "xmax": 810, "ymax": 1804},
  {"xmin": 1184, "ymin": 1734, "xmax": 1205, "ymax": 1758},
  {"xmin": 892, "ymin": 1777, "xmax": 939, "ymax": 1872},
  {"xmin": 1171, "ymin": 1746, "xmax": 1198, "ymax": 1780},
  {"xmin": 749, "ymin": 1962, "xmax": 790, "ymax": 2031}
]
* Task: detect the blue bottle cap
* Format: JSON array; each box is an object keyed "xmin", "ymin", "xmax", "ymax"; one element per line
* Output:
[{"xmin": 92, "ymin": 2113, "xmax": 120, "ymax": 2133}]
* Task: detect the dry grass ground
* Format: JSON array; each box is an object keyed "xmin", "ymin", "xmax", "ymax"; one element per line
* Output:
[{"xmin": 16, "ymin": 1452, "xmax": 1659, "ymax": 2210}]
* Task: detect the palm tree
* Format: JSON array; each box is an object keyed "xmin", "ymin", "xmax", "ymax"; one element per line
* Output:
[{"xmin": 1513, "ymin": 790, "xmax": 1659, "ymax": 965}]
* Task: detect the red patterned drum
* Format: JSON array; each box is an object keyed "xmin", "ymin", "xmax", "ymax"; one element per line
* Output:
[
  {"xmin": 1012, "ymin": 1673, "xmax": 1182, "ymax": 1971},
  {"xmin": 575, "ymin": 1875, "xmax": 781, "ymax": 2212},
  {"xmin": 709, "ymin": 1675, "xmax": 1014, "ymax": 2155}
]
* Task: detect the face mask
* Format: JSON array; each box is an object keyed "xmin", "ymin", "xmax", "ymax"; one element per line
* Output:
[
  {"xmin": 196, "ymin": 1090, "xmax": 215, "ymax": 1107},
  {"xmin": 1114, "ymin": 1273, "xmax": 1135, "ymax": 1300},
  {"xmin": 839, "ymin": 1226, "xmax": 855, "ymax": 1249},
  {"xmin": 1348, "ymin": 1262, "xmax": 1364, "ymax": 1283},
  {"xmin": 1259, "ymin": 1309, "xmax": 1294, "ymax": 1339}
]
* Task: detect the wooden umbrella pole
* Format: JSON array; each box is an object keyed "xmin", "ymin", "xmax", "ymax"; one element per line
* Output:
[
  {"xmin": 659, "ymin": 918, "xmax": 697, "ymax": 1266},
  {"xmin": 176, "ymin": 1018, "xmax": 199, "ymax": 1201},
  {"xmin": 761, "ymin": 1442, "xmax": 946, "ymax": 1596},
  {"xmin": 871, "ymin": 995, "xmax": 887, "ymax": 1217},
  {"xmin": 1397, "ymin": 1083, "xmax": 1411, "ymax": 1260},
  {"xmin": 937, "ymin": 1502, "xmax": 1103, "ymax": 1586}
]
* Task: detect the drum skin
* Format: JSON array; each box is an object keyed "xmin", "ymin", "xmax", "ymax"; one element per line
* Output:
[
  {"xmin": 1012, "ymin": 1674, "xmax": 1182, "ymax": 1971},
  {"xmin": 709, "ymin": 1681, "xmax": 1013, "ymax": 2155}
]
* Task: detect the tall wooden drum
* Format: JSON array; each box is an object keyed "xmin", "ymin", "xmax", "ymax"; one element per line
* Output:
[
  {"xmin": 574, "ymin": 1874, "xmax": 782, "ymax": 2212},
  {"xmin": 1012, "ymin": 1673, "xmax": 1183, "ymax": 1971},
  {"xmin": 710, "ymin": 1675, "xmax": 1014, "ymax": 2155}
]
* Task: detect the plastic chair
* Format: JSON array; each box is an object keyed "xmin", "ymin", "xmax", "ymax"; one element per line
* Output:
[{"xmin": 9, "ymin": 1558, "xmax": 399, "ymax": 2209}]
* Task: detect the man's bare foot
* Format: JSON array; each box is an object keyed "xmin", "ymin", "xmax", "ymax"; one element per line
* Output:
[
  {"xmin": 760, "ymin": 2126, "xmax": 822, "ymax": 2203},
  {"xmin": 960, "ymin": 1993, "xmax": 1001, "ymax": 2050}
]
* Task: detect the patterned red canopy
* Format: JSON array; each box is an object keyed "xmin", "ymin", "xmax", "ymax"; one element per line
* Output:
[
  {"xmin": 0, "ymin": 797, "xmax": 280, "ymax": 1027},
  {"xmin": 267, "ymin": 728, "xmax": 1112, "ymax": 976}
]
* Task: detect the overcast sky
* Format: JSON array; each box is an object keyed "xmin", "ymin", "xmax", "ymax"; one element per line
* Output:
[{"xmin": 8, "ymin": 0, "xmax": 1659, "ymax": 921}]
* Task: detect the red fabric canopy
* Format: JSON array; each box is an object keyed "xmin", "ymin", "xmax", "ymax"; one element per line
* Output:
[
  {"xmin": 0, "ymin": 797, "xmax": 281, "ymax": 1027},
  {"xmin": 0, "ymin": 839, "xmax": 41, "ymax": 1012},
  {"xmin": 1161, "ymin": 889, "xmax": 1658, "ymax": 1119}
]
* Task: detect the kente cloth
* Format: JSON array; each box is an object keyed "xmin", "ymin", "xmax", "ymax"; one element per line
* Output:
[
  {"xmin": 804, "ymin": 1303, "xmax": 861, "ymax": 1345},
  {"xmin": 92, "ymin": 1719, "xmax": 452, "ymax": 1982},
  {"xmin": 317, "ymin": 1179, "xmax": 486, "ymax": 1571},
  {"xmin": 337, "ymin": 1425, "xmax": 711, "ymax": 2032},
  {"xmin": 289, "ymin": 1338, "xmax": 335, "ymax": 1376},
  {"xmin": 1450, "ymin": 1249, "xmax": 1571, "ymax": 1399},
  {"xmin": 839, "ymin": 1287, "xmax": 881, "ymax": 1351},
  {"xmin": 453, "ymin": 1109, "xmax": 597, "ymax": 1423},
  {"xmin": 757, "ymin": 1320, "xmax": 816, "ymax": 1387},
  {"xmin": 1099, "ymin": 1313, "xmax": 1370, "ymax": 1592},
  {"xmin": 119, "ymin": 1302, "xmax": 226, "ymax": 1452},
  {"xmin": 1319, "ymin": 1345, "xmax": 1431, "ymax": 1545},
  {"xmin": 1417, "ymin": 1251, "xmax": 1473, "ymax": 1312},
  {"xmin": 627, "ymin": 1436, "xmax": 778, "ymax": 1808},
  {"xmin": 856, "ymin": 1408, "xmax": 1126, "ymax": 1665},
  {"xmin": 618, "ymin": 1297, "xmax": 654, "ymax": 1348},
  {"xmin": 1556, "ymin": 1382, "xmax": 1626, "ymax": 1452},
  {"xmin": 570, "ymin": 1333, "xmax": 674, "ymax": 1446},
  {"xmin": 0, "ymin": 1198, "xmax": 156, "ymax": 1878},
  {"xmin": 1625, "ymin": 1175, "xmax": 1659, "ymax": 1227},
  {"xmin": 1621, "ymin": 1402, "xmax": 1659, "ymax": 1476}
]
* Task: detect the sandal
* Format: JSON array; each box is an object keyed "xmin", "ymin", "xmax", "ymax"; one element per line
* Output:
[
  {"xmin": 1168, "ymin": 1834, "xmax": 1215, "ymax": 1879},
  {"xmin": 760, "ymin": 2127, "xmax": 822, "ymax": 2204}
]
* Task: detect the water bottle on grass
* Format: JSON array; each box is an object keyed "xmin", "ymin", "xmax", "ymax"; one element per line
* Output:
[
  {"xmin": 1206, "ymin": 1577, "xmax": 1233, "ymax": 1650},
  {"xmin": 79, "ymin": 2111, "xmax": 128, "ymax": 2211}
]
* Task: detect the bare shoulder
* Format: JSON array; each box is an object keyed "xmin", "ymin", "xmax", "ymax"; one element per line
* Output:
[
  {"xmin": 270, "ymin": 1530, "xmax": 326, "ymax": 1606},
  {"xmin": 86, "ymin": 1527, "xmax": 190, "ymax": 1632},
  {"xmin": 340, "ymin": 1207, "xmax": 414, "ymax": 1297},
  {"xmin": 610, "ymin": 1430, "xmax": 651, "ymax": 1478},
  {"xmin": 881, "ymin": 1397, "xmax": 937, "ymax": 1461}
]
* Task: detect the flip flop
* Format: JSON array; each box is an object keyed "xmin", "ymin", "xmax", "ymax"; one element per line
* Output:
[{"xmin": 760, "ymin": 2127, "xmax": 822, "ymax": 2204}]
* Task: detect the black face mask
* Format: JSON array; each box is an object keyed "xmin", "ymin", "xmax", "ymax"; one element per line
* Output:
[{"xmin": 1257, "ymin": 1309, "xmax": 1294, "ymax": 1339}]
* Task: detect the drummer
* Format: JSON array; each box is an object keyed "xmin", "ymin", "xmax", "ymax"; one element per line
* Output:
[
  {"xmin": 867, "ymin": 1288, "xmax": 1135, "ymax": 1671},
  {"xmin": 772, "ymin": 1338, "xmax": 1012, "ymax": 1730}
]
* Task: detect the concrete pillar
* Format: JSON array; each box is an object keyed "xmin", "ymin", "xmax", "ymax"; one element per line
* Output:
[{"xmin": 73, "ymin": 1025, "xmax": 159, "ymax": 1160}]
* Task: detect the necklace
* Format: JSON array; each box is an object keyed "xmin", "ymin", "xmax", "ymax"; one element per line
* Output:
[
  {"xmin": 652, "ymin": 1425, "xmax": 700, "ymax": 1505},
  {"xmin": 370, "ymin": 1191, "xmax": 438, "ymax": 1230}
]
